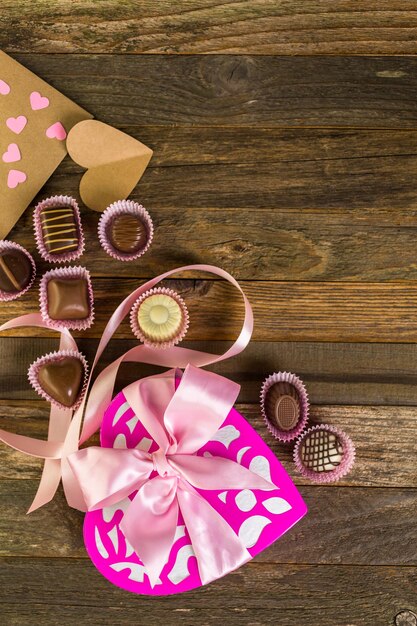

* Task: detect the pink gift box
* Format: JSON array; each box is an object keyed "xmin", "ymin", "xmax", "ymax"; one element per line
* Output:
[{"xmin": 84, "ymin": 377, "xmax": 307, "ymax": 596}]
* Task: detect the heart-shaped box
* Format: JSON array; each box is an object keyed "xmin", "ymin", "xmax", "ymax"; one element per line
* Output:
[{"xmin": 83, "ymin": 380, "xmax": 307, "ymax": 595}]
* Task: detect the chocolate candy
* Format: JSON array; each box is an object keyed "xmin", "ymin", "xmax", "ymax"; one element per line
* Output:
[
  {"xmin": 106, "ymin": 213, "xmax": 147, "ymax": 254},
  {"xmin": 131, "ymin": 288, "xmax": 189, "ymax": 348},
  {"xmin": 264, "ymin": 382, "xmax": 300, "ymax": 432},
  {"xmin": 37, "ymin": 355, "xmax": 84, "ymax": 408},
  {"xmin": 39, "ymin": 203, "xmax": 80, "ymax": 256},
  {"xmin": 98, "ymin": 201, "xmax": 154, "ymax": 261},
  {"xmin": 47, "ymin": 277, "xmax": 90, "ymax": 320},
  {"xmin": 300, "ymin": 429, "xmax": 343, "ymax": 473},
  {"xmin": 0, "ymin": 248, "xmax": 33, "ymax": 293}
]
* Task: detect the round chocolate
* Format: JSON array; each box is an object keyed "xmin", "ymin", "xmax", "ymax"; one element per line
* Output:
[
  {"xmin": 106, "ymin": 213, "xmax": 147, "ymax": 254},
  {"xmin": 265, "ymin": 382, "xmax": 300, "ymax": 431},
  {"xmin": 0, "ymin": 249, "xmax": 33, "ymax": 293},
  {"xmin": 137, "ymin": 293, "xmax": 182, "ymax": 343},
  {"xmin": 300, "ymin": 429, "xmax": 344, "ymax": 473}
]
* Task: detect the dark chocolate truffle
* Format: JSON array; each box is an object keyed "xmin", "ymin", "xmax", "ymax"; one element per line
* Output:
[
  {"xmin": 300, "ymin": 429, "xmax": 343, "ymax": 473},
  {"xmin": 0, "ymin": 248, "xmax": 33, "ymax": 293},
  {"xmin": 39, "ymin": 204, "xmax": 80, "ymax": 255},
  {"xmin": 106, "ymin": 213, "xmax": 147, "ymax": 254},
  {"xmin": 264, "ymin": 382, "xmax": 300, "ymax": 431},
  {"xmin": 37, "ymin": 356, "xmax": 84, "ymax": 408},
  {"xmin": 47, "ymin": 277, "xmax": 90, "ymax": 320}
]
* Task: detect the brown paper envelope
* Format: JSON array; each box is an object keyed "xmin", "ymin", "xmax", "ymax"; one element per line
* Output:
[
  {"xmin": 0, "ymin": 51, "xmax": 92, "ymax": 238},
  {"xmin": 67, "ymin": 120, "xmax": 153, "ymax": 211}
]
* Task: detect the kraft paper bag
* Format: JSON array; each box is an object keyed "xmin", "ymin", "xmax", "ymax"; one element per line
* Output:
[{"xmin": 0, "ymin": 50, "xmax": 92, "ymax": 238}]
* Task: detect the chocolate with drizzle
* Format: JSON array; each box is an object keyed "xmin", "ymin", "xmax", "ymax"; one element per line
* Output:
[
  {"xmin": 106, "ymin": 213, "xmax": 147, "ymax": 254},
  {"xmin": 0, "ymin": 249, "xmax": 33, "ymax": 293},
  {"xmin": 300, "ymin": 430, "xmax": 344, "ymax": 473},
  {"xmin": 40, "ymin": 203, "xmax": 79, "ymax": 255}
]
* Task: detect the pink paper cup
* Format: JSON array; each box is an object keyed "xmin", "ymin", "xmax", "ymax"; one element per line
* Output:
[
  {"xmin": 28, "ymin": 349, "xmax": 89, "ymax": 411},
  {"xmin": 0, "ymin": 240, "xmax": 36, "ymax": 301},
  {"xmin": 294, "ymin": 424, "xmax": 356, "ymax": 484},
  {"xmin": 130, "ymin": 287, "xmax": 189, "ymax": 349},
  {"xmin": 34, "ymin": 195, "xmax": 85, "ymax": 263},
  {"xmin": 39, "ymin": 266, "xmax": 95, "ymax": 331},
  {"xmin": 98, "ymin": 200, "xmax": 154, "ymax": 261},
  {"xmin": 260, "ymin": 372, "xmax": 309, "ymax": 443}
]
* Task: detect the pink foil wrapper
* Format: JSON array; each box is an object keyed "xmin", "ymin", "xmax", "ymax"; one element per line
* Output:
[
  {"xmin": 260, "ymin": 371, "xmax": 309, "ymax": 442},
  {"xmin": 39, "ymin": 266, "xmax": 95, "ymax": 331},
  {"xmin": 130, "ymin": 287, "xmax": 189, "ymax": 349},
  {"xmin": 0, "ymin": 240, "xmax": 36, "ymax": 301},
  {"xmin": 293, "ymin": 424, "xmax": 356, "ymax": 484},
  {"xmin": 98, "ymin": 200, "xmax": 154, "ymax": 261},
  {"xmin": 34, "ymin": 195, "xmax": 85, "ymax": 263},
  {"xmin": 28, "ymin": 349, "xmax": 89, "ymax": 411}
]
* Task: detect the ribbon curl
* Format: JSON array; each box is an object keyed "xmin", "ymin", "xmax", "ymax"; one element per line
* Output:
[
  {"xmin": 68, "ymin": 365, "xmax": 275, "ymax": 587},
  {"xmin": 0, "ymin": 264, "xmax": 254, "ymax": 512}
]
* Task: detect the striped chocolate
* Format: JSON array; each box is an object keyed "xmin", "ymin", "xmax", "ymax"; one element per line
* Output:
[{"xmin": 40, "ymin": 204, "xmax": 80, "ymax": 255}]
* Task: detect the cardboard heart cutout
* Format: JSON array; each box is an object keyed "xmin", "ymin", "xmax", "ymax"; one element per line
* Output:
[{"xmin": 67, "ymin": 120, "xmax": 153, "ymax": 212}]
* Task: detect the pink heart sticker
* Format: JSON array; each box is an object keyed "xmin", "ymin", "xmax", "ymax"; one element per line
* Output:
[
  {"xmin": 2, "ymin": 143, "xmax": 21, "ymax": 163},
  {"xmin": 6, "ymin": 116, "xmax": 27, "ymax": 134},
  {"xmin": 46, "ymin": 122, "xmax": 67, "ymax": 141},
  {"xmin": 7, "ymin": 169, "xmax": 27, "ymax": 189},
  {"xmin": 30, "ymin": 91, "xmax": 49, "ymax": 110},
  {"xmin": 0, "ymin": 79, "xmax": 10, "ymax": 95}
]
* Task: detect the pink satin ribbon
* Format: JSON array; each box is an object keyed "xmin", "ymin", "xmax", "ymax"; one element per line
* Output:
[
  {"xmin": 68, "ymin": 365, "xmax": 275, "ymax": 587},
  {"xmin": 0, "ymin": 265, "xmax": 254, "ymax": 512}
]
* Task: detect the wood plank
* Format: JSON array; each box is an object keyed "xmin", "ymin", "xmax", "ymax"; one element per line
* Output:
[
  {"xmin": 11, "ymin": 54, "xmax": 417, "ymax": 128},
  {"xmin": 1, "ymin": 403, "xmax": 416, "ymax": 488},
  {"xmin": 1, "ymin": 2, "xmax": 417, "ymax": 55},
  {"xmin": 0, "ymin": 559, "xmax": 415, "ymax": 626},
  {"xmin": 1, "ymin": 480, "xmax": 415, "ymax": 566},
  {"xmin": 1, "ymin": 277, "xmax": 417, "ymax": 343},
  {"xmin": 8, "ymin": 128, "xmax": 417, "ymax": 281},
  {"xmin": 1, "ymin": 340, "xmax": 417, "ymax": 406}
]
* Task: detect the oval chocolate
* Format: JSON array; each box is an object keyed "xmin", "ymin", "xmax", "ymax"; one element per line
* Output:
[
  {"xmin": 106, "ymin": 213, "xmax": 147, "ymax": 254},
  {"xmin": 0, "ymin": 249, "xmax": 33, "ymax": 293},
  {"xmin": 265, "ymin": 382, "xmax": 300, "ymax": 431}
]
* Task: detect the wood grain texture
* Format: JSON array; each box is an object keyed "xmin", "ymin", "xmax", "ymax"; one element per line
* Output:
[
  {"xmin": 2, "ymin": 277, "xmax": 417, "ymax": 342},
  {"xmin": 2, "ymin": 339, "xmax": 417, "ymax": 406},
  {"xmin": 1, "ymin": 2, "xmax": 417, "ymax": 55},
  {"xmin": 8, "ymin": 128, "xmax": 417, "ymax": 282},
  {"xmin": 1, "ymin": 480, "xmax": 416, "ymax": 566},
  {"xmin": 0, "ymin": 559, "xmax": 415, "ymax": 626},
  {"xmin": 1, "ymin": 403, "xmax": 416, "ymax": 488},
  {"xmin": 11, "ymin": 53, "xmax": 417, "ymax": 128}
]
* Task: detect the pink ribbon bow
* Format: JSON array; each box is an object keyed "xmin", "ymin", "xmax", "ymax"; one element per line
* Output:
[{"xmin": 68, "ymin": 365, "xmax": 275, "ymax": 587}]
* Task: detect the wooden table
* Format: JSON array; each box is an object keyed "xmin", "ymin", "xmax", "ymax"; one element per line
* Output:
[{"xmin": 1, "ymin": 3, "xmax": 416, "ymax": 625}]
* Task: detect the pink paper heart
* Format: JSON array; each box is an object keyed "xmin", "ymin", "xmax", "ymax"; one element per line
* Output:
[
  {"xmin": 0, "ymin": 79, "xmax": 10, "ymax": 95},
  {"xmin": 2, "ymin": 143, "xmax": 21, "ymax": 163},
  {"xmin": 30, "ymin": 91, "xmax": 49, "ymax": 110},
  {"xmin": 6, "ymin": 116, "xmax": 27, "ymax": 134},
  {"xmin": 46, "ymin": 122, "xmax": 67, "ymax": 141},
  {"xmin": 7, "ymin": 169, "xmax": 27, "ymax": 189}
]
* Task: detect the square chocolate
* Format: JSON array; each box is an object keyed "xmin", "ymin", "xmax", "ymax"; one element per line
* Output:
[{"xmin": 47, "ymin": 277, "xmax": 90, "ymax": 320}]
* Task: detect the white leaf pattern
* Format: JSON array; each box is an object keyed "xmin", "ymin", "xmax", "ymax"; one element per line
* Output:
[
  {"xmin": 235, "ymin": 490, "xmax": 257, "ymax": 512},
  {"xmin": 262, "ymin": 497, "xmax": 292, "ymax": 515},
  {"xmin": 112, "ymin": 401, "xmax": 130, "ymax": 427},
  {"xmin": 210, "ymin": 425, "xmax": 240, "ymax": 449},
  {"xmin": 238, "ymin": 516, "xmax": 271, "ymax": 548},
  {"xmin": 167, "ymin": 544, "xmax": 195, "ymax": 585}
]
